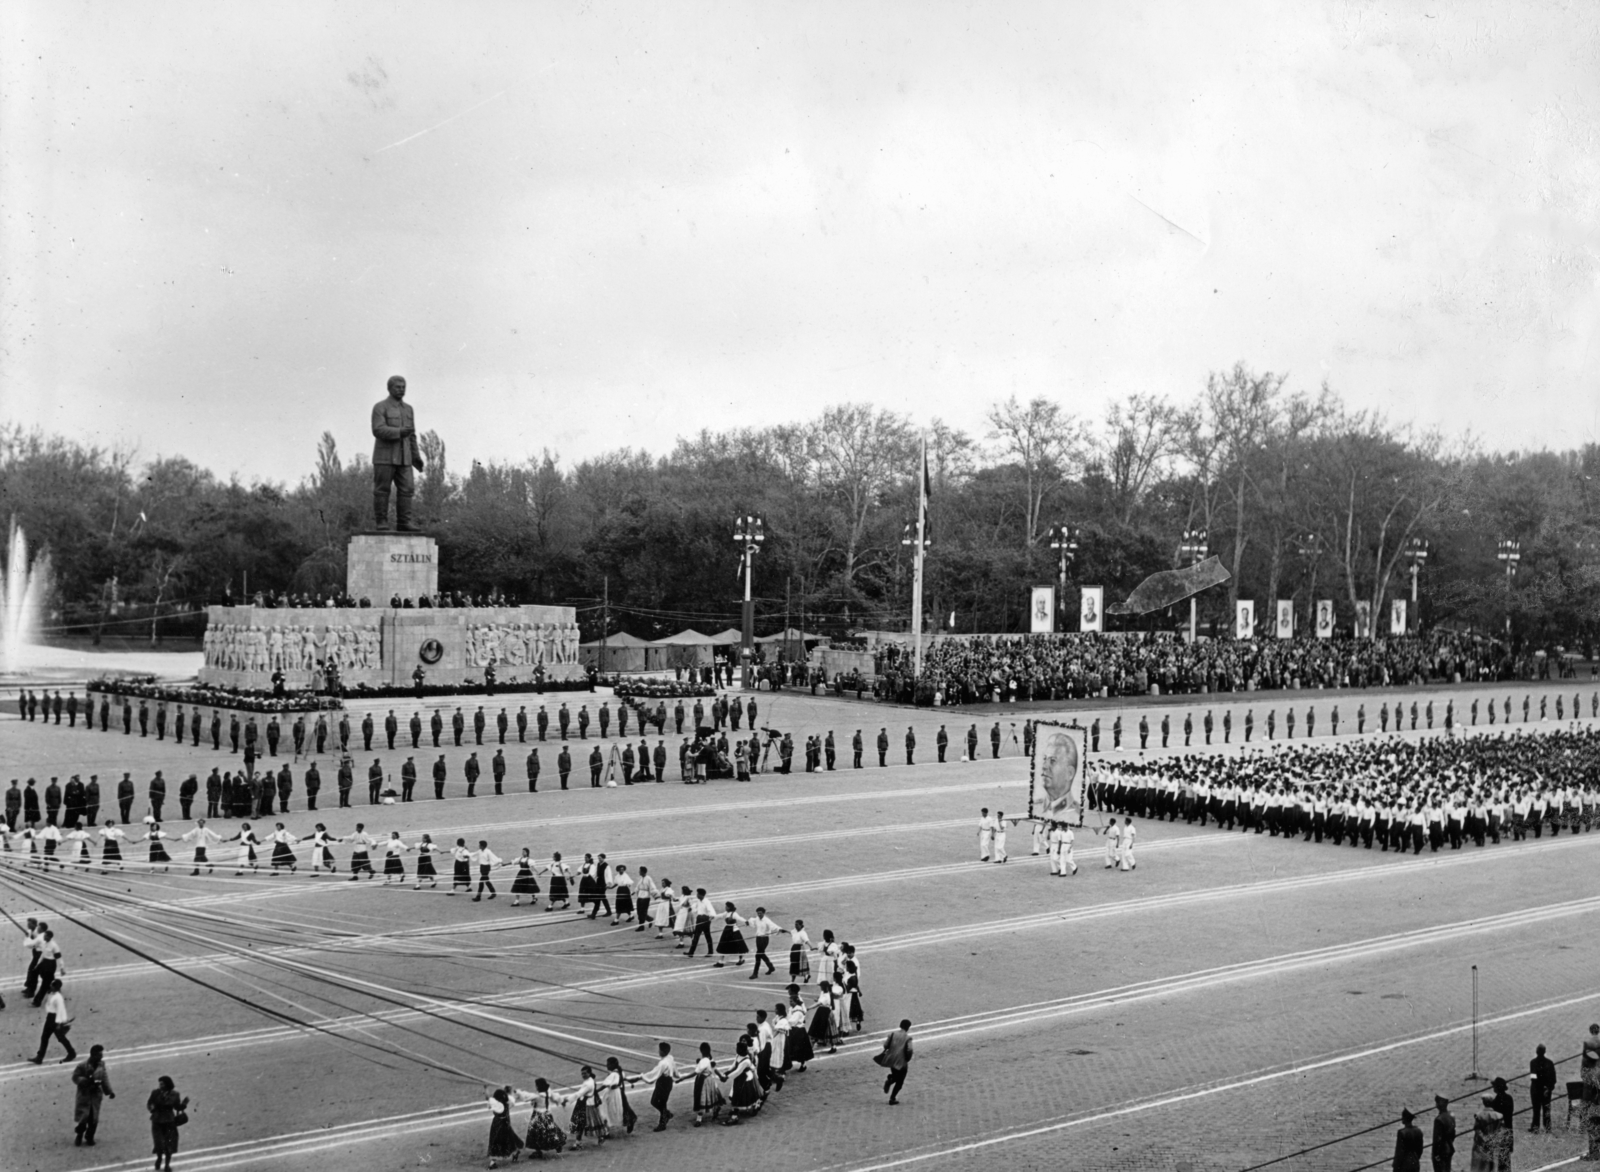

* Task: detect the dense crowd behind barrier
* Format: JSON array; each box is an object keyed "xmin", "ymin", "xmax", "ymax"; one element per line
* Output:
[{"xmin": 873, "ymin": 631, "xmax": 1591, "ymax": 705}]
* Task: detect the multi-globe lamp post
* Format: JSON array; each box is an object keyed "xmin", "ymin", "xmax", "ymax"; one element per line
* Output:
[
  {"xmin": 734, "ymin": 514, "xmax": 765, "ymax": 689},
  {"xmin": 1496, "ymin": 538, "xmax": 1520, "ymax": 638},
  {"xmin": 1048, "ymin": 523, "xmax": 1079, "ymax": 632},
  {"xmin": 1179, "ymin": 527, "xmax": 1208, "ymax": 642}
]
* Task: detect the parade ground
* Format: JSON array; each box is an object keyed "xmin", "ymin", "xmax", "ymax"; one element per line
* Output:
[{"xmin": 4, "ymin": 685, "xmax": 1599, "ymax": 1172}]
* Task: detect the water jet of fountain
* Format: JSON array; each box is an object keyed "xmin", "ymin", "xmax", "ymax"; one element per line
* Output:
[{"xmin": 2, "ymin": 516, "xmax": 50, "ymax": 675}]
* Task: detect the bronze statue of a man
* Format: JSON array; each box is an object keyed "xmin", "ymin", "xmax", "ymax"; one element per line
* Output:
[{"xmin": 371, "ymin": 375, "xmax": 426, "ymax": 531}]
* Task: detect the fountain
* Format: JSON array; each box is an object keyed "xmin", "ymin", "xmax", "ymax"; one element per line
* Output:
[{"xmin": 1, "ymin": 516, "xmax": 49, "ymax": 675}]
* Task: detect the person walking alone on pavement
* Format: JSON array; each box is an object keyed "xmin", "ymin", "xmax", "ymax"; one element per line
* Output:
[
  {"xmin": 147, "ymin": 1074, "xmax": 189, "ymax": 1171},
  {"xmin": 877, "ymin": 1019, "xmax": 914, "ymax": 1105},
  {"xmin": 72, "ymin": 1045, "xmax": 114, "ymax": 1146}
]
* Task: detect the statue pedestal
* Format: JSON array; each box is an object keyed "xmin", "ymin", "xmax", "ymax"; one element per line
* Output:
[
  {"xmin": 196, "ymin": 531, "xmax": 586, "ymax": 693},
  {"xmin": 347, "ymin": 533, "xmax": 438, "ymax": 605}
]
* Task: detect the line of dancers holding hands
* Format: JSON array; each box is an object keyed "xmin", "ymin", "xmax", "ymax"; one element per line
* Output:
[{"xmin": 485, "ymin": 968, "xmax": 863, "ymax": 1164}]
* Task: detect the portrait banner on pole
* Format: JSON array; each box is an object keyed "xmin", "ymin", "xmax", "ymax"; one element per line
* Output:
[
  {"xmin": 1275, "ymin": 599, "xmax": 1294, "ymax": 639},
  {"xmin": 1354, "ymin": 600, "xmax": 1372, "ymax": 638},
  {"xmin": 1079, "ymin": 586, "xmax": 1104, "ymax": 633},
  {"xmin": 1030, "ymin": 586, "xmax": 1056, "ymax": 634},
  {"xmin": 1390, "ymin": 598, "xmax": 1407, "ymax": 636},
  {"xmin": 1315, "ymin": 599, "xmax": 1335, "ymax": 639},
  {"xmin": 1235, "ymin": 599, "xmax": 1256, "ymax": 640},
  {"xmin": 1029, "ymin": 720, "xmax": 1086, "ymax": 827}
]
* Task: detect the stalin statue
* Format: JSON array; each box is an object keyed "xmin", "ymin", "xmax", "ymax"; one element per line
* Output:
[{"xmin": 371, "ymin": 375, "xmax": 426, "ymax": 531}]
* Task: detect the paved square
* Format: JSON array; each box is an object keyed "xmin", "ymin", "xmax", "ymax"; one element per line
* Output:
[{"xmin": 3, "ymin": 687, "xmax": 1598, "ymax": 1172}]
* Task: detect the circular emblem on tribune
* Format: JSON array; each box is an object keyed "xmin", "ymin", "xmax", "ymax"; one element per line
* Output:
[{"xmin": 418, "ymin": 638, "xmax": 445, "ymax": 665}]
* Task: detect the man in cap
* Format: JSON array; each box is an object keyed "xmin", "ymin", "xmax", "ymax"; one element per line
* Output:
[{"xmin": 371, "ymin": 374, "xmax": 425, "ymax": 531}]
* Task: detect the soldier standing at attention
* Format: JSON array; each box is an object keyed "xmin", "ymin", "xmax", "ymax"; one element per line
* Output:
[
  {"xmin": 852, "ymin": 730, "xmax": 864, "ymax": 769},
  {"xmin": 430, "ymin": 709, "xmax": 443, "ymax": 747},
  {"xmin": 433, "ymin": 755, "xmax": 448, "ymax": 799},
  {"xmin": 824, "ymin": 730, "xmax": 836, "ymax": 770},
  {"xmin": 936, "ymin": 725, "xmax": 949, "ymax": 762},
  {"xmin": 409, "ymin": 711, "xmax": 422, "ymax": 749},
  {"xmin": 473, "ymin": 706, "xmax": 486, "ymax": 745},
  {"xmin": 496, "ymin": 708, "xmax": 508, "ymax": 744},
  {"xmin": 517, "ymin": 705, "xmax": 529, "ymax": 742},
  {"xmin": 876, "ymin": 728, "xmax": 889, "ymax": 767},
  {"xmin": 537, "ymin": 705, "xmax": 550, "ymax": 741},
  {"xmin": 384, "ymin": 710, "xmax": 398, "ymax": 750},
  {"xmin": 370, "ymin": 374, "xmax": 425, "ymax": 531}
]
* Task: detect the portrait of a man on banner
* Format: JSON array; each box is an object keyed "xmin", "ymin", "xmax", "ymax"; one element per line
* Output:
[{"xmin": 1030, "ymin": 721, "xmax": 1086, "ymax": 826}]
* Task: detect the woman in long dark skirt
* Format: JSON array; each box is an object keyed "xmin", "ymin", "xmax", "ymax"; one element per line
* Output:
[
  {"xmin": 450, "ymin": 838, "xmax": 473, "ymax": 895},
  {"xmin": 784, "ymin": 988, "xmax": 814, "ymax": 1072},
  {"xmin": 546, "ymin": 852, "xmax": 571, "ymax": 911},
  {"xmin": 807, "ymin": 982, "xmax": 838, "ymax": 1055},
  {"xmin": 610, "ymin": 865, "xmax": 634, "ymax": 926},
  {"xmin": 510, "ymin": 848, "xmax": 540, "ymax": 908},
  {"xmin": 486, "ymin": 1086, "xmax": 523, "ymax": 1166},
  {"xmin": 146, "ymin": 1075, "xmax": 188, "ymax": 1171},
  {"xmin": 714, "ymin": 903, "xmax": 749, "ymax": 968},
  {"xmin": 413, "ymin": 833, "xmax": 439, "ymax": 890},
  {"xmin": 725, "ymin": 1040, "xmax": 762, "ymax": 1124},
  {"xmin": 522, "ymin": 1079, "xmax": 566, "ymax": 1157}
]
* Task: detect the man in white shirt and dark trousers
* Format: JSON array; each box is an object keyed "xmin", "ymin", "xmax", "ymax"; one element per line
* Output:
[
  {"xmin": 748, "ymin": 907, "xmax": 781, "ymax": 979},
  {"xmin": 685, "ymin": 889, "xmax": 716, "ymax": 957},
  {"xmin": 31, "ymin": 979, "xmax": 77, "ymax": 1064},
  {"xmin": 640, "ymin": 1042, "xmax": 677, "ymax": 1131},
  {"xmin": 472, "ymin": 841, "xmax": 501, "ymax": 901}
]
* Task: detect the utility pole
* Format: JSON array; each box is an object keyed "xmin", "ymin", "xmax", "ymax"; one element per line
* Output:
[{"xmin": 600, "ymin": 575, "xmax": 608, "ymax": 675}]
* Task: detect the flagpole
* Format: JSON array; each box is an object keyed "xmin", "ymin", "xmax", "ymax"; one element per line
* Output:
[{"xmin": 912, "ymin": 435, "xmax": 926, "ymax": 678}]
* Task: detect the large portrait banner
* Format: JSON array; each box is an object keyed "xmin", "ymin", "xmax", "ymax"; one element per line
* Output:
[{"xmin": 1029, "ymin": 720, "xmax": 1087, "ymax": 827}]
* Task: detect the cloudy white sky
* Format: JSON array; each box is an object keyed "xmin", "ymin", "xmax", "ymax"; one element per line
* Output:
[{"xmin": 3, "ymin": 1, "xmax": 1598, "ymax": 483}]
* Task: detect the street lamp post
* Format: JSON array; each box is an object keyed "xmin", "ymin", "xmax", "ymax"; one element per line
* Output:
[
  {"xmin": 1048, "ymin": 524, "xmax": 1079, "ymax": 632},
  {"xmin": 1179, "ymin": 527, "xmax": 1209, "ymax": 643},
  {"xmin": 1405, "ymin": 537, "xmax": 1429, "ymax": 632},
  {"xmin": 734, "ymin": 514, "xmax": 765, "ymax": 689},
  {"xmin": 901, "ymin": 519, "xmax": 931, "ymax": 673},
  {"xmin": 1496, "ymin": 538, "xmax": 1520, "ymax": 640}
]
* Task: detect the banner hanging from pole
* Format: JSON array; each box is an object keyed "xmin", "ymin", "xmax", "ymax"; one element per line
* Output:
[
  {"xmin": 1235, "ymin": 599, "xmax": 1256, "ymax": 640},
  {"xmin": 1028, "ymin": 720, "xmax": 1086, "ymax": 827},
  {"xmin": 1079, "ymin": 586, "xmax": 1104, "ymax": 633},
  {"xmin": 1029, "ymin": 586, "xmax": 1056, "ymax": 633},
  {"xmin": 1315, "ymin": 599, "xmax": 1334, "ymax": 639},
  {"xmin": 1390, "ymin": 598, "xmax": 1407, "ymax": 635},
  {"xmin": 1275, "ymin": 599, "xmax": 1293, "ymax": 639},
  {"xmin": 1354, "ymin": 600, "xmax": 1372, "ymax": 638}
]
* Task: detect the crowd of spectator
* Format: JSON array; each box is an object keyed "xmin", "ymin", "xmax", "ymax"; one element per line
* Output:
[{"xmin": 871, "ymin": 632, "xmax": 1547, "ymax": 706}]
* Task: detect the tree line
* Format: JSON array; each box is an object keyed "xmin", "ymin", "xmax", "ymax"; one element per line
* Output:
[{"xmin": 3, "ymin": 361, "xmax": 1597, "ymax": 651}]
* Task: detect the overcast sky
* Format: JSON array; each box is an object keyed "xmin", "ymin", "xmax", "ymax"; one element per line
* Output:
[{"xmin": 3, "ymin": 1, "xmax": 1597, "ymax": 484}]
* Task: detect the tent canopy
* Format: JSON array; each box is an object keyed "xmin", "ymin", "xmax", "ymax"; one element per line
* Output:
[
  {"xmin": 654, "ymin": 629, "xmax": 714, "ymax": 645},
  {"xmin": 755, "ymin": 627, "xmax": 824, "ymax": 644},
  {"xmin": 579, "ymin": 631, "xmax": 653, "ymax": 648},
  {"xmin": 707, "ymin": 629, "xmax": 744, "ymax": 645}
]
